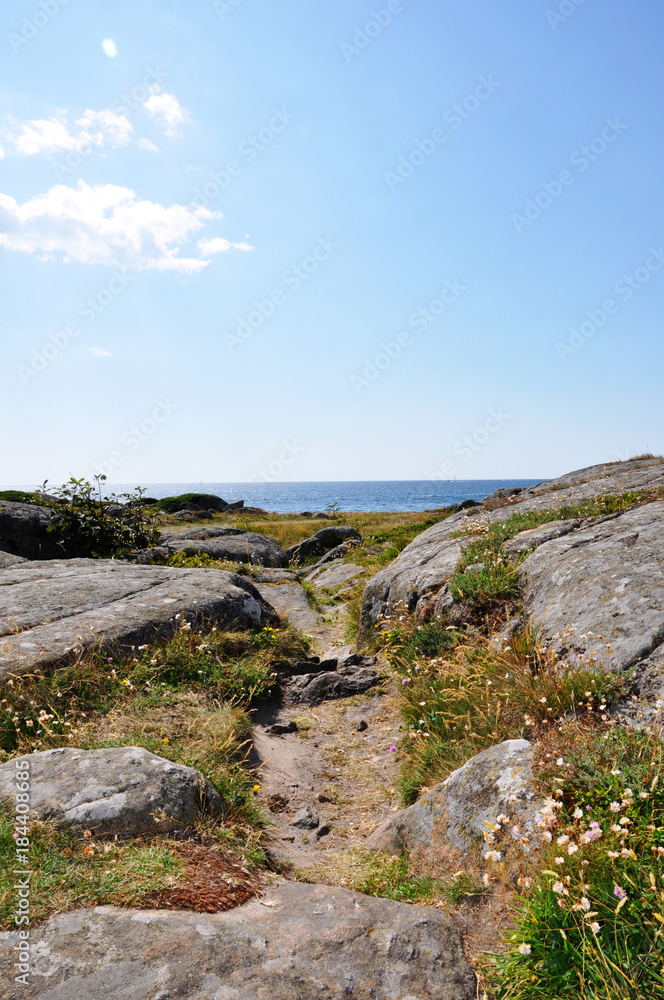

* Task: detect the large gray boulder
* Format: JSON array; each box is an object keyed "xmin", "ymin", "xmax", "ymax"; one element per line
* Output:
[
  {"xmin": 519, "ymin": 501, "xmax": 664, "ymax": 672},
  {"xmin": 0, "ymin": 559, "xmax": 277, "ymax": 676},
  {"xmin": 359, "ymin": 457, "xmax": 664, "ymax": 635},
  {"xmin": 287, "ymin": 525, "xmax": 361, "ymax": 565},
  {"xmin": 138, "ymin": 526, "xmax": 288, "ymax": 567},
  {"xmin": 367, "ymin": 740, "xmax": 539, "ymax": 857},
  {"xmin": 0, "ymin": 499, "xmax": 62, "ymax": 560},
  {"xmin": 0, "ymin": 746, "xmax": 224, "ymax": 837},
  {"xmin": 0, "ymin": 883, "xmax": 475, "ymax": 1000}
]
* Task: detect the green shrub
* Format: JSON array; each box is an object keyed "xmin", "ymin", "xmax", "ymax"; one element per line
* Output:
[{"xmin": 38, "ymin": 476, "xmax": 159, "ymax": 558}]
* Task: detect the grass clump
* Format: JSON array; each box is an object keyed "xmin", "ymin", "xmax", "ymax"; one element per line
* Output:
[
  {"xmin": 163, "ymin": 551, "xmax": 249, "ymax": 574},
  {"xmin": 0, "ymin": 805, "xmax": 185, "ymax": 928},
  {"xmin": 448, "ymin": 486, "xmax": 664, "ymax": 608},
  {"xmin": 0, "ymin": 621, "xmax": 311, "ymax": 758},
  {"xmin": 491, "ymin": 727, "xmax": 664, "ymax": 999},
  {"xmin": 308, "ymin": 849, "xmax": 491, "ymax": 907},
  {"xmin": 379, "ymin": 619, "xmax": 625, "ymax": 803}
]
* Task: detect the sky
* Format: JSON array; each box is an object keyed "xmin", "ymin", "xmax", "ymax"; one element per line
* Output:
[{"xmin": 1, "ymin": 0, "xmax": 663, "ymax": 486}]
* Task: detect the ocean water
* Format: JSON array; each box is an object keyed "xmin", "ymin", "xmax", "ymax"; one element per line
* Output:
[{"xmin": 95, "ymin": 480, "xmax": 543, "ymax": 513}]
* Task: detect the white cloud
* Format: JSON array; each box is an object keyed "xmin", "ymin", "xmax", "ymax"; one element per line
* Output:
[
  {"xmin": 90, "ymin": 347, "xmax": 113, "ymax": 357},
  {"xmin": 143, "ymin": 87, "xmax": 187, "ymax": 136},
  {"xmin": 137, "ymin": 137, "xmax": 160, "ymax": 152},
  {"xmin": 197, "ymin": 237, "xmax": 254, "ymax": 255},
  {"xmin": 3, "ymin": 109, "xmax": 133, "ymax": 157},
  {"xmin": 0, "ymin": 181, "xmax": 233, "ymax": 273}
]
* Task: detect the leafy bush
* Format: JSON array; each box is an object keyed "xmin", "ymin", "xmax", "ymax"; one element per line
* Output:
[
  {"xmin": 38, "ymin": 476, "xmax": 159, "ymax": 558},
  {"xmin": 492, "ymin": 728, "xmax": 664, "ymax": 999}
]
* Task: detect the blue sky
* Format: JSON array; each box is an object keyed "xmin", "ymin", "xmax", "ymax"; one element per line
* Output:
[{"xmin": 1, "ymin": 0, "xmax": 663, "ymax": 486}]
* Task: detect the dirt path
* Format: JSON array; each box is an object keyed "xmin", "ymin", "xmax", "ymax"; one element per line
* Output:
[{"xmin": 251, "ymin": 580, "xmax": 402, "ymax": 871}]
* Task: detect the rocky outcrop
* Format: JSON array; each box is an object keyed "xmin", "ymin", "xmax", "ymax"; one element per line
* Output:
[
  {"xmin": 0, "ymin": 499, "xmax": 62, "ymax": 560},
  {"xmin": 518, "ymin": 501, "xmax": 664, "ymax": 672},
  {"xmin": 367, "ymin": 740, "xmax": 539, "ymax": 857},
  {"xmin": 360, "ymin": 527, "xmax": 467, "ymax": 634},
  {"xmin": 287, "ymin": 526, "xmax": 361, "ymax": 565},
  {"xmin": 359, "ymin": 457, "xmax": 664, "ymax": 635},
  {"xmin": 0, "ymin": 559, "xmax": 277, "ymax": 676},
  {"xmin": 0, "ymin": 746, "xmax": 224, "ymax": 837},
  {"xmin": 0, "ymin": 883, "xmax": 475, "ymax": 1000},
  {"xmin": 135, "ymin": 526, "xmax": 289, "ymax": 567}
]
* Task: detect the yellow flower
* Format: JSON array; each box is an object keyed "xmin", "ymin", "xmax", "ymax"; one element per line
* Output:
[{"xmin": 253, "ymin": 784, "xmax": 260, "ymax": 794}]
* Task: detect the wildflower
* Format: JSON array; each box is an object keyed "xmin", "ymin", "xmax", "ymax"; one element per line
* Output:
[
  {"xmin": 573, "ymin": 807, "xmax": 584, "ymax": 820},
  {"xmin": 401, "ymin": 679, "xmax": 409, "ymax": 685},
  {"xmin": 557, "ymin": 758, "xmax": 564, "ymax": 766},
  {"xmin": 610, "ymin": 824, "xmax": 622, "ymax": 833},
  {"xmin": 567, "ymin": 843, "xmax": 578, "ymax": 855},
  {"xmin": 107, "ymin": 657, "xmax": 113, "ymax": 663},
  {"xmin": 541, "ymin": 831, "xmax": 552, "ymax": 843},
  {"xmin": 552, "ymin": 881, "xmax": 564, "ymax": 894},
  {"xmin": 556, "ymin": 835, "xmax": 569, "ymax": 845},
  {"xmin": 252, "ymin": 784, "xmax": 260, "ymax": 794},
  {"xmin": 613, "ymin": 885, "xmax": 627, "ymax": 900},
  {"xmin": 554, "ymin": 857, "xmax": 565, "ymax": 865},
  {"xmin": 518, "ymin": 943, "xmax": 531, "ymax": 955},
  {"xmin": 496, "ymin": 814, "xmax": 509, "ymax": 825},
  {"xmin": 484, "ymin": 850, "xmax": 502, "ymax": 862},
  {"xmin": 639, "ymin": 791, "xmax": 650, "ymax": 800},
  {"xmin": 609, "ymin": 801, "xmax": 621, "ymax": 813},
  {"xmin": 610, "ymin": 769, "xmax": 621, "ymax": 776},
  {"xmin": 419, "ymin": 701, "xmax": 426, "ymax": 706},
  {"xmin": 482, "ymin": 873, "xmax": 492, "ymax": 886},
  {"xmin": 389, "ymin": 746, "xmax": 397, "ymax": 753},
  {"xmin": 540, "ymin": 697, "xmax": 547, "ymax": 704},
  {"xmin": 590, "ymin": 922, "xmax": 601, "ymax": 934},
  {"xmin": 162, "ymin": 738, "xmax": 169, "ymax": 744},
  {"xmin": 607, "ymin": 850, "xmax": 619, "ymax": 858},
  {"xmin": 619, "ymin": 816, "xmax": 631, "ymax": 826}
]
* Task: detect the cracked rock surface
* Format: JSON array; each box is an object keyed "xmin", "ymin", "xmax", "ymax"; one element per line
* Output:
[
  {"xmin": 0, "ymin": 883, "xmax": 475, "ymax": 1000},
  {"xmin": 0, "ymin": 559, "xmax": 277, "ymax": 676}
]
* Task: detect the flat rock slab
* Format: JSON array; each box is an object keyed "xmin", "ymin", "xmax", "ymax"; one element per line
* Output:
[
  {"xmin": 359, "ymin": 457, "xmax": 664, "ymax": 634},
  {"xmin": 306, "ymin": 562, "xmax": 365, "ymax": 589},
  {"xmin": 367, "ymin": 740, "xmax": 538, "ymax": 857},
  {"xmin": 254, "ymin": 581, "xmax": 323, "ymax": 632},
  {"xmin": 519, "ymin": 501, "xmax": 664, "ymax": 671},
  {"xmin": 0, "ymin": 746, "xmax": 223, "ymax": 837},
  {"xmin": 0, "ymin": 883, "xmax": 475, "ymax": 1000},
  {"xmin": 0, "ymin": 559, "xmax": 277, "ymax": 676}
]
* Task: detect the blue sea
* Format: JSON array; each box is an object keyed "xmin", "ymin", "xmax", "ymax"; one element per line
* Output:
[{"xmin": 93, "ymin": 480, "xmax": 543, "ymax": 513}]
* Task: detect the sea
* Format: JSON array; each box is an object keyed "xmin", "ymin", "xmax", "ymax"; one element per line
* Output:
[{"xmin": 86, "ymin": 479, "xmax": 544, "ymax": 513}]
